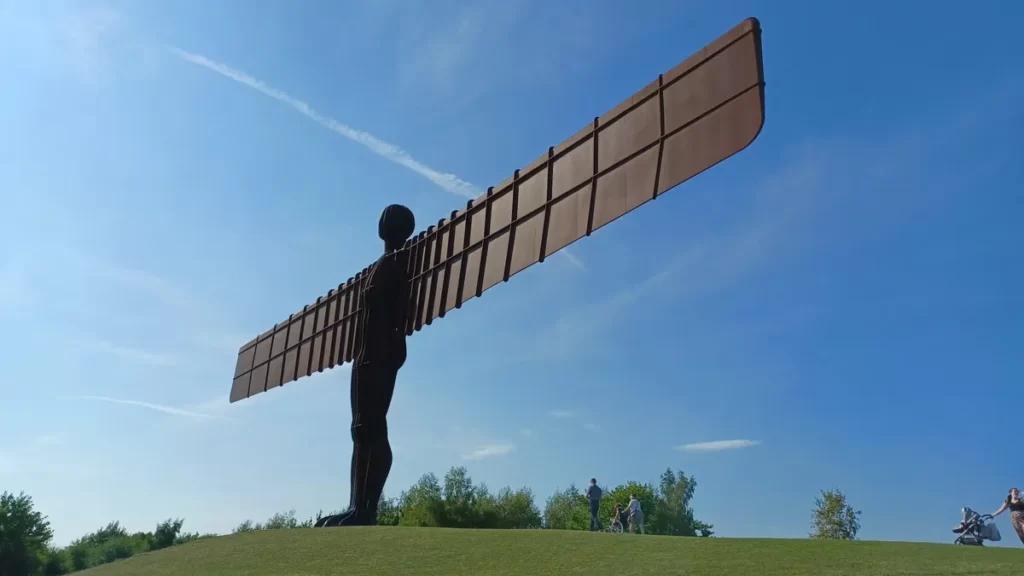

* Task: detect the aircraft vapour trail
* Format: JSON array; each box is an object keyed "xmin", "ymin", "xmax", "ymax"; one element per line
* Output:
[{"xmin": 169, "ymin": 46, "xmax": 585, "ymax": 268}]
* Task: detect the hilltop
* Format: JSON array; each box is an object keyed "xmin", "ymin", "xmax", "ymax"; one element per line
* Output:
[{"xmin": 79, "ymin": 527, "xmax": 1022, "ymax": 576}]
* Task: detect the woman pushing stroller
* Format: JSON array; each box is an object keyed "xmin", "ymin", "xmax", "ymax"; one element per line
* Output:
[
  {"xmin": 990, "ymin": 487, "xmax": 1024, "ymax": 544},
  {"xmin": 607, "ymin": 499, "xmax": 644, "ymax": 534},
  {"xmin": 625, "ymin": 494, "xmax": 645, "ymax": 534}
]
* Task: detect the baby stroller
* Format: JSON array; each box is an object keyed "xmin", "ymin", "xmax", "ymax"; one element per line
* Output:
[
  {"xmin": 608, "ymin": 506, "xmax": 625, "ymax": 534},
  {"xmin": 953, "ymin": 507, "xmax": 1001, "ymax": 546}
]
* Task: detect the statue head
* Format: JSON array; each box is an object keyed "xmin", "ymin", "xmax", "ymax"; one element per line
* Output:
[{"xmin": 378, "ymin": 204, "xmax": 415, "ymax": 252}]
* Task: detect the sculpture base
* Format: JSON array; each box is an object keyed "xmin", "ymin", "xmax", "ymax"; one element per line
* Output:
[{"xmin": 315, "ymin": 510, "xmax": 375, "ymax": 528}]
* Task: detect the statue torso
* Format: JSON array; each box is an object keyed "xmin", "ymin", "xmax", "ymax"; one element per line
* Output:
[{"xmin": 355, "ymin": 250, "xmax": 409, "ymax": 367}]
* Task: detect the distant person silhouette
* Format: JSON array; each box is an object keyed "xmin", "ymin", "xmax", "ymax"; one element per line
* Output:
[
  {"xmin": 586, "ymin": 478, "xmax": 603, "ymax": 531},
  {"xmin": 626, "ymin": 494, "xmax": 644, "ymax": 534},
  {"xmin": 316, "ymin": 204, "xmax": 414, "ymax": 528}
]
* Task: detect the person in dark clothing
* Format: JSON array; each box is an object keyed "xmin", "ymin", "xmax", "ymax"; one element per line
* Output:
[
  {"xmin": 586, "ymin": 478, "xmax": 603, "ymax": 531},
  {"xmin": 991, "ymin": 487, "xmax": 1024, "ymax": 544},
  {"xmin": 316, "ymin": 205, "xmax": 415, "ymax": 528}
]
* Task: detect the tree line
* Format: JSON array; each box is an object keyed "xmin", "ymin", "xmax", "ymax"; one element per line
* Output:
[
  {"xmin": 298, "ymin": 466, "xmax": 714, "ymax": 536},
  {"xmin": 0, "ymin": 491, "xmax": 217, "ymax": 576},
  {"xmin": 1, "ymin": 464, "xmax": 860, "ymax": 575}
]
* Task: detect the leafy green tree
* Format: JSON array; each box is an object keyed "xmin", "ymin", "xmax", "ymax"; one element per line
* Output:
[
  {"xmin": 605, "ymin": 481, "xmax": 657, "ymax": 530},
  {"xmin": 68, "ymin": 546, "xmax": 89, "ymax": 572},
  {"xmin": 494, "ymin": 486, "xmax": 542, "ymax": 529},
  {"xmin": 263, "ymin": 510, "xmax": 301, "ymax": 530},
  {"xmin": 97, "ymin": 536, "xmax": 139, "ymax": 564},
  {"xmin": 151, "ymin": 518, "xmax": 184, "ymax": 550},
  {"xmin": 542, "ymin": 471, "xmax": 713, "ymax": 536},
  {"xmin": 65, "ymin": 521, "xmax": 151, "ymax": 569},
  {"xmin": 391, "ymin": 467, "xmax": 545, "ymax": 530},
  {"xmin": 542, "ymin": 485, "xmax": 590, "ymax": 530},
  {"xmin": 810, "ymin": 488, "xmax": 861, "ymax": 540},
  {"xmin": 173, "ymin": 531, "xmax": 217, "ymax": 545},
  {"xmin": 0, "ymin": 491, "xmax": 55, "ymax": 576},
  {"xmin": 442, "ymin": 467, "xmax": 480, "ymax": 528},
  {"xmin": 40, "ymin": 547, "xmax": 68, "ymax": 576},
  {"xmin": 376, "ymin": 496, "xmax": 403, "ymax": 526},
  {"xmin": 473, "ymin": 485, "xmax": 500, "ymax": 529},
  {"xmin": 231, "ymin": 519, "xmax": 263, "ymax": 533},
  {"xmin": 399, "ymin": 473, "xmax": 446, "ymax": 527},
  {"xmin": 650, "ymin": 468, "xmax": 714, "ymax": 537}
]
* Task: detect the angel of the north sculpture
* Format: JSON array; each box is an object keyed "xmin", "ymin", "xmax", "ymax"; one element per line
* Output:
[{"xmin": 229, "ymin": 17, "xmax": 766, "ymax": 527}]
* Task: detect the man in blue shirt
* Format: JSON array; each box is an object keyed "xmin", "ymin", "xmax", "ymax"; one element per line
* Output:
[{"xmin": 586, "ymin": 478, "xmax": 603, "ymax": 531}]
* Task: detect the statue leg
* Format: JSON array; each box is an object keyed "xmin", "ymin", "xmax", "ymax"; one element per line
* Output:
[
  {"xmin": 315, "ymin": 364, "xmax": 369, "ymax": 528},
  {"xmin": 318, "ymin": 361, "xmax": 397, "ymax": 527}
]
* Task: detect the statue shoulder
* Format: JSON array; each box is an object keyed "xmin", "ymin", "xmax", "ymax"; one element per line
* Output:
[{"xmin": 367, "ymin": 251, "xmax": 408, "ymax": 287}]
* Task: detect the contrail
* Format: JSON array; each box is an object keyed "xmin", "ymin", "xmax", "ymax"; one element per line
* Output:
[
  {"xmin": 168, "ymin": 46, "xmax": 478, "ymax": 199},
  {"xmin": 90, "ymin": 340, "xmax": 176, "ymax": 367},
  {"xmin": 559, "ymin": 249, "xmax": 586, "ymax": 270},
  {"xmin": 168, "ymin": 46, "xmax": 585, "ymax": 269},
  {"xmin": 80, "ymin": 395, "xmax": 219, "ymax": 420}
]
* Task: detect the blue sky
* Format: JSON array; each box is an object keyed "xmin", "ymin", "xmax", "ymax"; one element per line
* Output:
[{"xmin": 2, "ymin": 0, "xmax": 1022, "ymax": 548}]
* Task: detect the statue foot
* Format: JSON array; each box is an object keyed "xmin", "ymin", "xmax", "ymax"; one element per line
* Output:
[
  {"xmin": 313, "ymin": 514, "xmax": 337, "ymax": 528},
  {"xmin": 318, "ymin": 509, "xmax": 375, "ymax": 527}
]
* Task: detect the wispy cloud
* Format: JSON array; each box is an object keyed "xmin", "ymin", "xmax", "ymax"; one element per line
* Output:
[
  {"xmin": 676, "ymin": 439, "xmax": 761, "ymax": 453},
  {"xmin": 168, "ymin": 46, "xmax": 585, "ymax": 270},
  {"xmin": 36, "ymin": 434, "xmax": 64, "ymax": 447},
  {"xmin": 79, "ymin": 396, "xmax": 224, "ymax": 421},
  {"xmin": 547, "ymin": 242, "xmax": 710, "ymax": 348},
  {"xmin": 520, "ymin": 428, "xmax": 536, "ymax": 438},
  {"xmin": 547, "ymin": 409, "xmax": 575, "ymax": 419},
  {"xmin": 109, "ymin": 266, "xmax": 249, "ymax": 355},
  {"xmin": 393, "ymin": 2, "xmax": 508, "ymax": 109},
  {"xmin": 60, "ymin": 3, "xmax": 121, "ymax": 85},
  {"xmin": 106, "ymin": 266, "xmax": 193, "ymax": 312},
  {"xmin": 59, "ymin": 250, "xmax": 190, "ymax": 313},
  {"xmin": 72, "ymin": 253, "xmax": 252, "ymax": 355},
  {"xmin": 192, "ymin": 332, "xmax": 252, "ymax": 355},
  {"xmin": 388, "ymin": 0, "xmax": 599, "ymax": 112},
  {"xmin": 462, "ymin": 443, "xmax": 516, "ymax": 461},
  {"xmin": 89, "ymin": 340, "xmax": 176, "ymax": 367},
  {"xmin": 583, "ymin": 423, "xmax": 601, "ymax": 433}
]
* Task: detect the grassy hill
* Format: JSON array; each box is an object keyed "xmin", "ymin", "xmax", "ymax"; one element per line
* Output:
[{"xmin": 80, "ymin": 527, "xmax": 1022, "ymax": 576}]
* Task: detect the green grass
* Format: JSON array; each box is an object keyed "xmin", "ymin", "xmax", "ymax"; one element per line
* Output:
[{"xmin": 80, "ymin": 527, "xmax": 1022, "ymax": 576}]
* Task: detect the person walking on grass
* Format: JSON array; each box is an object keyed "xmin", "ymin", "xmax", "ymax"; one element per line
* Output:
[
  {"xmin": 586, "ymin": 478, "xmax": 603, "ymax": 531},
  {"xmin": 991, "ymin": 487, "xmax": 1024, "ymax": 544},
  {"xmin": 627, "ymin": 494, "xmax": 645, "ymax": 534}
]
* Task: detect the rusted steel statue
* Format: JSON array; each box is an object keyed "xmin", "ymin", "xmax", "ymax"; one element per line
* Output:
[
  {"xmin": 229, "ymin": 18, "xmax": 767, "ymax": 527},
  {"xmin": 315, "ymin": 205, "xmax": 414, "ymax": 527}
]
